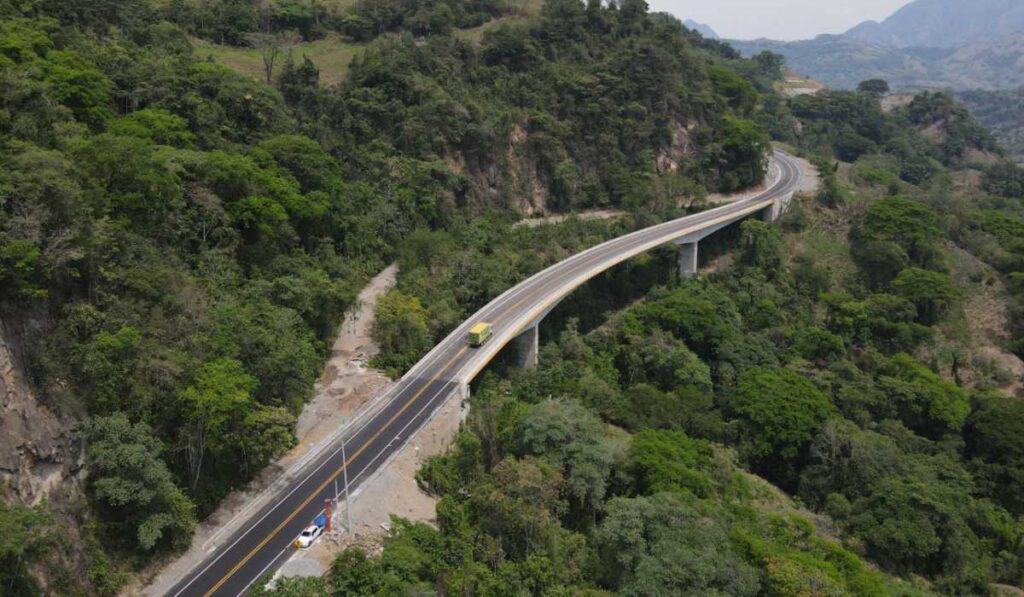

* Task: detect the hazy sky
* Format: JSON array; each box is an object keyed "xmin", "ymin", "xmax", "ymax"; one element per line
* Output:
[{"xmin": 646, "ymin": 0, "xmax": 913, "ymax": 41}]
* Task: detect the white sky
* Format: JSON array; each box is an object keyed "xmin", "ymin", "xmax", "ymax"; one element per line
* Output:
[{"xmin": 646, "ymin": 0, "xmax": 914, "ymax": 41}]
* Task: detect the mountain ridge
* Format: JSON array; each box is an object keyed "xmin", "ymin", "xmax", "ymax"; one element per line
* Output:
[
  {"xmin": 683, "ymin": 19, "xmax": 719, "ymax": 39},
  {"xmin": 844, "ymin": 0, "xmax": 1024, "ymax": 49},
  {"xmin": 729, "ymin": 31, "xmax": 1024, "ymax": 91},
  {"xmin": 728, "ymin": 0, "xmax": 1024, "ymax": 91}
]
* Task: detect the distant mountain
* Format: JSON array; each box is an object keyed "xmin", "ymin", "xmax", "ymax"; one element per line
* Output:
[
  {"xmin": 727, "ymin": 0, "xmax": 1024, "ymax": 92},
  {"xmin": 730, "ymin": 35, "xmax": 926, "ymax": 90},
  {"xmin": 844, "ymin": 0, "xmax": 1024, "ymax": 49},
  {"xmin": 729, "ymin": 32, "xmax": 1024, "ymax": 91},
  {"xmin": 683, "ymin": 19, "xmax": 718, "ymax": 39}
]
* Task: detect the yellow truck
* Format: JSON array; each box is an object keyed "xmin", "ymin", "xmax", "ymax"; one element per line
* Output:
[{"xmin": 468, "ymin": 322, "xmax": 493, "ymax": 347}]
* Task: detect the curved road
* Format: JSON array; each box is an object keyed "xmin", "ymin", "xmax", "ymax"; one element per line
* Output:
[{"xmin": 167, "ymin": 150, "xmax": 802, "ymax": 596}]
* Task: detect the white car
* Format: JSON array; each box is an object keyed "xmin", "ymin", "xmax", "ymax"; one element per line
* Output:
[{"xmin": 294, "ymin": 524, "xmax": 324, "ymax": 548}]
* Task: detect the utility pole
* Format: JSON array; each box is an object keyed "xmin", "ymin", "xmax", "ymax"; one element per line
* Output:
[{"xmin": 340, "ymin": 419, "xmax": 352, "ymax": 534}]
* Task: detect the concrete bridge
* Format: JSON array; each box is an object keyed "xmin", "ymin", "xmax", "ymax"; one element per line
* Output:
[{"xmin": 167, "ymin": 150, "xmax": 803, "ymax": 596}]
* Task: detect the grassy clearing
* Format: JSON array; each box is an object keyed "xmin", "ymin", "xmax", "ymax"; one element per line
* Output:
[
  {"xmin": 775, "ymin": 73, "xmax": 825, "ymax": 98},
  {"xmin": 457, "ymin": 15, "xmax": 525, "ymax": 42},
  {"xmin": 190, "ymin": 34, "xmax": 363, "ymax": 87},
  {"xmin": 190, "ymin": 1, "xmax": 540, "ymax": 82}
]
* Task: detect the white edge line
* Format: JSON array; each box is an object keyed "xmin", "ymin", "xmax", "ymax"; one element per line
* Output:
[
  {"xmin": 169, "ymin": 152, "xmax": 799, "ymax": 596},
  {"xmin": 235, "ymin": 378, "xmax": 462, "ymax": 596}
]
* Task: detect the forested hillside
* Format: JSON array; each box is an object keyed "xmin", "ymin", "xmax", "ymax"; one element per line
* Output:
[
  {"xmin": 6, "ymin": 0, "xmax": 1024, "ymax": 594},
  {"xmin": 340, "ymin": 67, "xmax": 1024, "ymax": 597},
  {"xmin": 958, "ymin": 88, "xmax": 1024, "ymax": 163},
  {"xmin": 0, "ymin": 0, "xmax": 780, "ymax": 593}
]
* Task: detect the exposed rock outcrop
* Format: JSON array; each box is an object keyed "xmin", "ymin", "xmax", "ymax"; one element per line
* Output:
[
  {"xmin": 1, "ymin": 318, "xmax": 91, "ymax": 592},
  {"xmin": 0, "ymin": 320, "xmax": 83, "ymax": 505}
]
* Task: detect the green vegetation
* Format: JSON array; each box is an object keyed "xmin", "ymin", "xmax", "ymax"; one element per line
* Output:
[
  {"xmin": 349, "ymin": 66, "xmax": 1024, "ymax": 596},
  {"xmin": 0, "ymin": 503, "xmax": 53, "ymax": 596},
  {"xmin": 190, "ymin": 34, "xmax": 363, "ymax": 87},
  {"xmin": 0, "ymin": 0, "xmax": 780, "ymax": 592},
  {"xmin": 958, "ymin": 87, "xmax": 1024, "ymax": 163},
  {"xmin": 5, "ymin": 0, "xmax": 1024, "ymax": 594}
]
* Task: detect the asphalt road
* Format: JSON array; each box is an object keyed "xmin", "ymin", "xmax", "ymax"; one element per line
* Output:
[{"xmin": 166, "ymin": 150, "xmax": 802, "ymax": 596}]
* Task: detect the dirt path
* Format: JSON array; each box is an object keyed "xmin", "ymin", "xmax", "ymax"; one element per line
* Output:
[
  {"xmin": 295, "ymin": 264, "xmax": 398, "ymax": 446},
  {"xmin": 139, "ymin": 265, "xmax": 397, "ymax": 596},
  {"xmin": 513, "ymin": 209, "xmax": 628, "ymax": 228}
]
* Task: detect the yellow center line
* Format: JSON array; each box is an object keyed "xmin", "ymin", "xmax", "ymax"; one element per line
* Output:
[
  {"xmin": 201, "ymin": 166, "xmax": 798, "ymax": 594},
  {"xmin": 207, "ymin": 267, "xmax": 566, "ymax": 594},
  {"xmin": 203, "ymin": 345, "xmax": 468, "ymax": 596}
]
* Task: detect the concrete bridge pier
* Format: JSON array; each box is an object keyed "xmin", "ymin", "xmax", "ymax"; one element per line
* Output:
[
  {"xmin": 513, "ymin": 325, "xmax": 539, "ymax": 369},
  {"xmin": 761, "ymin": 193, "xmax": 793, "ymax": 222},
  {"xmin": 457, "ymin": 382, "xmax": 471, "ymax": 421},
  {"xmin": 677, "ymin": 241, "xmax": 699, "ymax": 278}
]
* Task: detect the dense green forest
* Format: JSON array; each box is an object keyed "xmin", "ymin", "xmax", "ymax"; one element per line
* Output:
[{"xmin": 0, "ymin": 0, "xmax": 781, "ymax": 593}]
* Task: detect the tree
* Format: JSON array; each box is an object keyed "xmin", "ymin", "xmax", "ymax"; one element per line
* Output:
[
  {"xmin": 76, "ymin": 326, "xmax": 154, "ymax": 417},
  {"xmin": 635, "ymin": 286, "xmax": 743, "ymax": 360},
  {"xmin": 246, "ymin": 30, "xmax": 301, "ymax": 84},
  {"xmin": 619, "ymin": 330, "xmax": 712, "ymax": 393},
  {"xmin": 792, "ymin": 327, "xmax": 846, "ymax": 363},
  {"xmin": 82, "ymin": 414, "xmax": 196, "ymax": 551},
  {"xmin": 238, "ymin": 405, "xmax": 296, "ymax": 476},
  {"xmin": 373, "ymin": 291, "xmax": 432, "ymax": 373},
  {"xmin": 891, "ymin": 267, "xmax": 958, "ymax": 325},
  {"xmin": 858, "ymin": 79, "xmax": 890, "ymax": 95},
  {"xmin": 754, "ymin": 51, "xmax": 785, "ymax": 79},
  {"xmin": 628, "ymin": 429, "xmax": 714, "ymax": 496},
  {"xmin": 983, "ymin": 161, "xmax": 1024, "ymax": 198},
  {"xmin": 738, "ymin": 219, "xmax": 784, "ymax": 277},
  {"xmin": 852, "ymin": 240, "xmax": 910, "ymax": 289},
  {"xmin": 725, "ymin": 368, "xmax": 835, "ymax": 482},
  {"xmin": 713, "ymin": 115, "xmax": 770, "ymax": 192},
  {"xmin": 330, "ymin": 548, "xmax": 386, "ymax": 595},
  {"xmin": 708, "ymin": 66, "xmax": 759, "ymax": 115},
  {"xmin": 854, "ymin": 196, "xmax": 941, "ymax": 268},
  {"xmin": 107, "ymin": 109, "xmax": 195, "ymax": 148},
  {"xmin": 0, "ymin": 503, "xmax": 52, "ymax": 596},
  {"xmin": 255, "ymin": 134, "xmax": 341, "ymax": 194},
  {"xmin": 964, "ymin": 393, "xmax": 1024, "ymax": 514},
  {"xmin": 847, "ymin": 475, "xmax": 965, "ymax": 581},
  {"xmin": 178, "ymin": 358, "xmax": 259, "ymax": 490},
  {"xmin": 878, "ymin": 354, "xmax": 969, "ymax": 437},
  {"xmin": 515, "ymin": 400, "xmax": 620, "ymax": 517},
  {"xmin": 594, "ymin": 494, "xmax": 760, "ymax": 595}
]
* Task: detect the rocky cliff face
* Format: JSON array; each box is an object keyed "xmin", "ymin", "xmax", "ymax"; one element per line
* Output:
[
  {"xmin": 0, "ymin": 319, "xmax": 83, "ymax": 506},
  {"xmin": 1, "ymin": 318, "xmax": 92, "ymax": 591}
]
